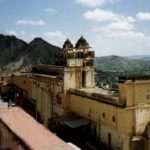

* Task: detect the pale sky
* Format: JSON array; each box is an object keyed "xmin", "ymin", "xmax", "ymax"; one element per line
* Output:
[{"xmin": 0, "ymin": 0, "xmax": 150, "ymax": 56}]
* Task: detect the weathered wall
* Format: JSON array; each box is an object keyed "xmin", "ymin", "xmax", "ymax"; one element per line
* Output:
[
  {"xmin": 64, "ymin": 66, "xmax": 95, "ymax": 90},
  {"xmin": 0, "ymin": 85, "xmax": 10, "ymax": 95},
  {"xmin": 135, "ymin": 106, "xmax": 150, "ymax": 135},
  {"xmin": 68, "ymin": 93, "xmax": 135, "ymax": 150},
  {"xmin": 134, "ymin": 82, "xmax": 150, "ymax": 105},
  {"xmin": 126, "ymin": 83, "xmax": 135, "ymax": 107},
  {"xmin": 84, "ymin": 67, "xmax": 95, "ymax": 88},
  {"xmin": 31, "ymin": 75, "xmax": 64, "ymax": 127},
  {"xmin": 64, "ymin": 67, "xmax": 82, "ymax": 91},
  {"xmin": 0, "ymin": 73, "xmax": 64, "ymax": 128},
  {"xmin": 119, "ymin": 81, "xmax": 150, "ymax": 107},
  {"xmin": 0, "ymin": 74, "xmax": 13, "ymax": 84},
  {"xmin": 32, "ymin": 82, "xmax": 53, "ymax": 126},
  {"xmin": 119, "ymin": 83, "xmax": 126, "ymax": 104},
  {"xmin": 0, "ymin": 74, "xmax": 12, "ymax": 95},
  {"xmin": 12, "ymin": 74, "xmax": 32, "ymax": 98}
]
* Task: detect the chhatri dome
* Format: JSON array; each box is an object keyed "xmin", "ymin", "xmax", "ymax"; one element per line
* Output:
[
  {"xmin": 63, "ymin": 38, "xmax": 73, "ymax": 49},
  {"xmin": 75, "ymin": 36, "xmax": 90, "ymax": 49}
]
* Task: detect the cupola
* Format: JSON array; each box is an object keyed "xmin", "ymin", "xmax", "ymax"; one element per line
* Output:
[
  {"xmin": 63, "ymin": 38, "xmax": 73, "ymax": 49},
  {"xmin": 75, "ymin": 36, "xmax": 90, "ymax": 49}
]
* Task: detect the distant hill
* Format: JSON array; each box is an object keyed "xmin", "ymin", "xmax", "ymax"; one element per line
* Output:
[
  {"xmin": 0, "ymin": 34, "xmax": 61, "ymax": 72},
  {"xmin": 95, "ymin": 55, "xmax": 150, "ymax": 74},
  {"xmin": 126, "ymin": 55, "xmax": 150, "ymax": 61},
  {"xmin": 95, "ymin": 55, "xmax": 150, "ymax": 88}
]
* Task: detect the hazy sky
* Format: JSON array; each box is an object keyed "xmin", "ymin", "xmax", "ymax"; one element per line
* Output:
[{"xmin": 0, "ymin": 0, "xmax": 150, "ymax": 56}]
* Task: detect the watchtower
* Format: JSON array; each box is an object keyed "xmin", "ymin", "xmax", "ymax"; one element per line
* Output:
[{"xmin": 57, "ymin": 36, "xmax": 95, "ymax": 90}]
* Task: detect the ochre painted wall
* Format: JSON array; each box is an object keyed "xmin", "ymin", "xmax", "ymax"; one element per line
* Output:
[{"xmin": 68, "ymin": 93, "xmax": 135, "ymax": 150}]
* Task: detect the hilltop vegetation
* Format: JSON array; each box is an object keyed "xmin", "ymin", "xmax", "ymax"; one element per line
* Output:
[
  {"xmin": 95, "ymin": 55, "xmax": 150, "ymax": 74},
  {"xmin": 95, "ymin": 55, "xmax": 150, "ymax": 89}
]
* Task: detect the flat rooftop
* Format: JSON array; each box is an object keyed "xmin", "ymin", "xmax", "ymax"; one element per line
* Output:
[
  {"xmin": 79, "ymin": 87, "xmax": 119, "ymax": 99},
  {"xmin": 0, "ymin": 107, "xmax": 74, "ymax": 150},
  {"xmin": 69, "ymin": 87, "xmax": 124, "ymax": 107},
  {"xmin": 79, "ymin": 87, "xmax": 108, "ymax": 95}
]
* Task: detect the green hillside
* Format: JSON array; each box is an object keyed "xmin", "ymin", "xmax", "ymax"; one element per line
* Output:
[{"xmin": 95, "ymin": 55, "xmax": 150, "ymax": 74}]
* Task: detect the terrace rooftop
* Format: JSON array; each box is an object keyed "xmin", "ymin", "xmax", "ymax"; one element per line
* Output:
[{"xmin": 0, "ymin": 107, "xmax": 74, "ymax": 150}]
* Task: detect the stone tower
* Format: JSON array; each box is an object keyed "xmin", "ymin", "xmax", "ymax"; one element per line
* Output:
[{"xmin": 57, "ymin": 36, "xmax": 95, "ymax": 91}]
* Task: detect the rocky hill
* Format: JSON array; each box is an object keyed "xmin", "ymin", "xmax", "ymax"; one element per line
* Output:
[
  {"xmin": 0, "ymin": 34, "xmax": 28, "ymax": 67},
  {"xmin": 0, "ymin": 34, "xmax": 61, "ymax": 72},
  {"xmin": 24, "ymin": 37, "xmax": 61, "ymax": 65}
]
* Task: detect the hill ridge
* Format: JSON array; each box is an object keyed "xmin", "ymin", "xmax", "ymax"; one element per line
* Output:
[
  {"xmin": 0, "ymin": 34, "xmax": 150, "ymax": 74},
  {"xmin": 0, "ymin": 34, "xmax": 61, "ymax": 72}
]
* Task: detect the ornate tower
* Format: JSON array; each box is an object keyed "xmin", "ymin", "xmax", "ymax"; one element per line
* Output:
[
  {"xmin": 75, "ymin": 36, "xmax": 95, "ymax": 88},
  {"xmin": 60, "ymin": 37, "xmax": 95, "ymax": 91}
]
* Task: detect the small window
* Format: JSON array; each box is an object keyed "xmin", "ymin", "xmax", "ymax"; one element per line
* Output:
[
  {"xmin": 1, "ymin": 77, "xmax": 4, "ymax": 81},
  {"xmin": 102, "ymin": 113, "xmax": 105, "ymax": 118},
  {"xmin": 56, "ymin": 94, "xmax": 62, "ymax": 105},
  {"xmin": 61, "ymin": 86, "xmax": 63, "ymax": 92},
  {"xmin": 89, "ymin": 109, "xmax": 91, "ymax": 113},
  {"xmin": 146, "ymin": 95, "xmax": 150, "ymax": 100},
  {"xmin": 112, "ymin": 116, "xmax": 115, "ymax": 122}
]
